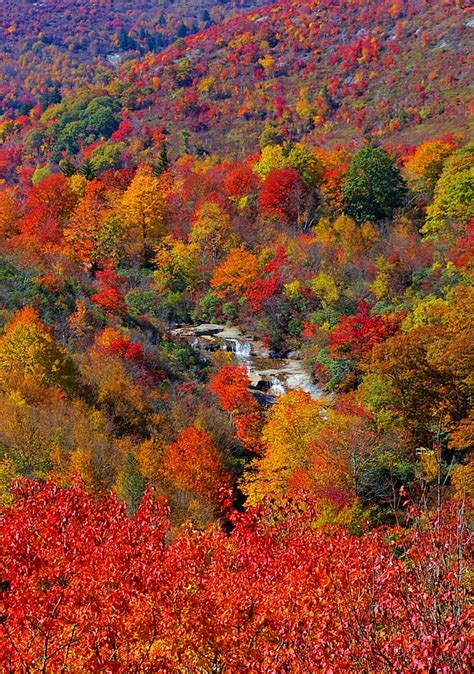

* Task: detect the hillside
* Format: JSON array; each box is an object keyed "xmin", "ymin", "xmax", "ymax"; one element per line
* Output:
[
  {"xmin": 0, "ymin": 0, "xmax": 267, "ymax": 114},
  {"xmin": 115, "ymin": 0, "xmax": 474, "ymax": 153},
  {"xmin": 0, "ymin": 1, "xmax": 472, "ymax": 671},
  {"xmin": 2, "ymin": 0, "xmax": 472, "ymax": 167}
]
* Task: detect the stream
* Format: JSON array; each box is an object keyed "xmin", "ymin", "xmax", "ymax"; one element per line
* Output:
[{"xmin": 171, "ymin": 324, "xmax": 324, "ymax": 400}]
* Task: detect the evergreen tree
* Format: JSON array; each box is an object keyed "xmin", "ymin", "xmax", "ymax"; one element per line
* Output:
[
  {"xmin": 118, "ymin": 27, "xmax": 130, "ymax": 50},
  {"xmin": 153, "ymin": 144, "xmax": 169, "ymax": 177},
  {"xmin": 176, "ymin": 22, "xmax": 188, "ymax": 39},
  {"xmin": 181, "ymin": 130, "xmax": 191, "ymax": 154},
  {"xmin": 116, "ymin": 452, "xmax": 146, "ymax": 515},
  {"xmin": 78, "ymin": 160, "xmax": 96, "ymax": 181}
]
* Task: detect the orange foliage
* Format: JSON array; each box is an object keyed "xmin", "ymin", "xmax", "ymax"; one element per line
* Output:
[
  {"xmin": 163, "ymin": 424, "xmax": 231, "ymax": 505},
  {"xmin": 209, "ymin": 365, "xmax": 263, "ymax": 453},
  {"xmin": 210, "ymin": 247, "xmax": 259, "ymax": 299}
]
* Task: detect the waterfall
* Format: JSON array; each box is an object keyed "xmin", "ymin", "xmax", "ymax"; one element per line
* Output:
[
  {"xmin": 233, "ymin": 339, "xmax": 252, "ymax": 360},
  {"xmin": 222, "ymin": 339, "xmax": 252, "ymax": 362},
  {"xmin": 268, "ymin": 377, "xmax": 285, "ymax": 396}
]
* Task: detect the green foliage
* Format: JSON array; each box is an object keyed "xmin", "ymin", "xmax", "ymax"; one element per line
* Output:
[
  {"xmin": 314, "ymin": 347, "xmax": 353, "ymax": 391},
  {"xmin": 116, "ymin": 452, "xmax": 146, "ymax": 514},
  {"xmin": 31, "ymin": 166, "xmax": 52, "ymax": 184},
  {"xmin": 161, "ymin": 339, "xmax": 207, "ymax": 380},
  {"xmin": 357, "ymin": 450, "xmax": 417, "ymax": 507},
  {"xmin": 423, "ymin": 145, "xmax": 474, "ymax": 240},
  {"xmin": 343, "ymin": 145, "xmax": 407, "ymax": 224},
  {"xmin": 89, "ymin": 143, "xmax": 125, "ymax": 173},
  {"xmin": 125, "ymin": 289, "xmax": 161, "ymax": 321},
  {"xmin": 154, "ymin": 144, "xmax": 170, "ymax": 177},
  {"xmin": 83, "ymin": 97, "xmax": 120, "ymax": 136},
  {"xmin": 44, "ymin": 94, "xmax": 121, "ymax": 154},
  {"xmin": 195, "ymin": 291, "xmax": 220, "ymax": 323}
]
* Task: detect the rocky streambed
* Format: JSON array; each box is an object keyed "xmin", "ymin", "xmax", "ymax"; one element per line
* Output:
[{"xmin": 171, "ymin": 324, "xmax": 324, "ymax": 401}]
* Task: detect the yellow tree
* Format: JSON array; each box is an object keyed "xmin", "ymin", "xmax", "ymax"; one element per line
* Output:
[
  {"xmin": 63, "ymin": 180, "xmax": 112, "ymax": 265},
  {"xmin": 0, "ymin": 187, "xmax": 19, "ymax": 240},
  {"xmin": 242, "ymin": 390, "xmax": 328, "ymax": 505},
  {"xmin": 403, "ymin": 138, "xmax": 456, "ymax": 197},
  {"xmin": 423, "ymin": 146, "xmax": 474, "ymax": 241},
  {"xmin": 0, "ymin": 307, "xmax": 76, "ymax": 396},
  {"xmin": 68, "ymin": 405, "xmax": 118, "ymax": 492},
  {"xmin": 120, "ymin": 168, "xmax": 167, "ymax": 258},
  {"xmin": 136, "ymin": 437, "xmax": 165, "ymax": 485},
  {"xmin": 189, "ymin": 201, "xmax": 237, "ymax": 265},
  {"xmin": 254, "ymin": 142, "xmax": 322, "ymax": 188},
  {"xmin": 308, "ymin": 270, "xmax": 340, "ymax": 319},
  {"xmin": 153, "ymin": 236, "xmax": 202, "ymax": 293}
]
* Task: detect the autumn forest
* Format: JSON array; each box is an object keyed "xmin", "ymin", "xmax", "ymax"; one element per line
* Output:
[{"xmin": 0, "ymin": 0, "xmax": 473, "ymax": 671}]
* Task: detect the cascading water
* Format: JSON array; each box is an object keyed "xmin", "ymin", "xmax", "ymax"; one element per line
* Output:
[
  {"xmin": 222, "ymin": 339, "xmax": 252, "ymax": 362},
  {"xmin": 233, "ymin": 339, "xmax": 252, "ymax": 360},
  {"xmin": 184, "ymin": 323, "xmax": 324, "ymax": 400},
  {"xmin": 268, "ymin": 377, "xmax": 285, "ymax": 396}
]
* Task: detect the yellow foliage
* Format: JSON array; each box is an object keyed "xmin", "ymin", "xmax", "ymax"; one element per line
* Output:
[
  {"xmin": 423, "ymin": 146, "xmax": 474, "ymax": 240},
  {"xmin": 309, "ymin": 271, "xmax": 339, "ymax": 306},
  {"xmin": 68, "ymin": 174, "xmax": 88, "ymax": 198},
  {"xmin": 418, "ymin": 450, "xmax": 439, "ymax": 483},
  {"xmin": 153, "ymin": 236, "xmax": 202, "ymax": 293},
  {"xmin": 0, "ymin": 187, "xmax": 19, "ymax": 239},
  {"xmin": 242, "ymin": 390, "xmax": 328, "ymax": 504},
  {"xmin": 450, "ymin": 456, "xmax": 474, "ymax": 500},
  {"xmin": 370, "ymin": 256, "xmax": 396, "ymax": 301},
  {"xmin": 283, "ymin": 280, "xmax": 301, "ymax": 301},
  {"xmin": 404, "ymin": 139, "xmax": 456, "ymax": 195},
  {"xmin": 401, "ymin": 295, "xmax": 448, "ymax": 331},
  {"xmin": 253, "ymin": 144, "xmax": 288, "ymax": 177},
  {"xmin": 197, "ymin": 75, "xmax": 217, "ymax": 94},
  {"xmin": 120, "ymin": 169, "xmax": 167, "ymax": 256},
  {"xmin": 0, "ymin": 307, "xmax": 76, "ymax": 395},
  {"xmin": 258, "ymin": 54, "xmax": 275, "ymax": 71},
  {"xmin": 137, "ymin": 437, "xmax": 165, "ymax": 484},
  {"xmin": 189, "ymin": 202, "xmax": 237, "ymax": 262}
]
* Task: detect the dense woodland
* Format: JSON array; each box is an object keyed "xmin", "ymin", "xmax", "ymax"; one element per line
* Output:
[{"xmin": 0, "ymin": 0, "xmax": 473, "ymax": 671}]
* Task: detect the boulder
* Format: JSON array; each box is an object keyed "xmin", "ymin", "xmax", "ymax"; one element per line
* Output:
[{"xmin": 194, "ymin": 324, "xmax": 226, "ymax": 336}]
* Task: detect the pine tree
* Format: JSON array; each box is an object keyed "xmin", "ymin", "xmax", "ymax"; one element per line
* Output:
[
  {"xmin": 153, "ymin": 144, "xmax": 169, "ymax": 177},
  {"xmin": 116, "ymin": 452, "xmax": 146, "ymax": 514}
]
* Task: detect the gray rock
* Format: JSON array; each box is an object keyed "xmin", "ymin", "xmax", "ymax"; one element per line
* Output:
[{"xmin": 194, "ymin": 324, "xmax": 226, "ymax": 336}]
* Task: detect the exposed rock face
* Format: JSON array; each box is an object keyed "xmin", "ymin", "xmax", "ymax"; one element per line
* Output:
[{"xmin": 194, "ymin": 324, "xmax": 227, "ymax": 337}]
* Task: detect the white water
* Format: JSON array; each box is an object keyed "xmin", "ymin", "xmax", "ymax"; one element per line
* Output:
[
  {"xmin": 222, "ymin": 337, "xmax": 323, "ymax": 399},
  {"xmin": 182, "ymin": 324, "xmax": 324, "ymax": 399},
  {"xmin": 222, "ymin": 339, "xmax": 252, "ymax": 362},
  {"xmin": 268, "ymin": 377, "xmax": 286, "ymax": 396}
]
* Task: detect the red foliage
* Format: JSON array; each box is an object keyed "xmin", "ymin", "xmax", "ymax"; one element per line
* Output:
[
  {"xmin": 245, "ymin": 246, "xmax": 287, "ymax": 312},
  {"xmin": 259, "ymin": 167, "xmax": 309, "ymax": 224},
  {"xmin": 209, "ymin": 365, "xmax": 263, "ymax": 453},
  {"xmin": 329, "ymin": 301, "xmax": 402, "ymax": 361},
  {"xmin": 448, "ymin": 218, "xmax": 474, "ymax": 271},
  {"xmin": 1, "ymin": 479, "xmax": 471, "ymax": 672},
  {"xmin": 18, "ymin": 174, "xmax": 77, "ymax": 246},
  {"xmin": 91, "ymin": 267, "xmax": 127, "ymax": 315},
  {"xmin": 108, "ymin": 337, "xmax": 145, "ymax": 364},
  {"xmin": 223, "ymin": 162, "xmax": 260, "ymax": 200},
  {"xmin": 163, "ymin": 425, "xmax": 232, "ymax": 505},
  {"xmin": 110, "ymin": 119, "xmax": 134, "ymax": 142}
]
